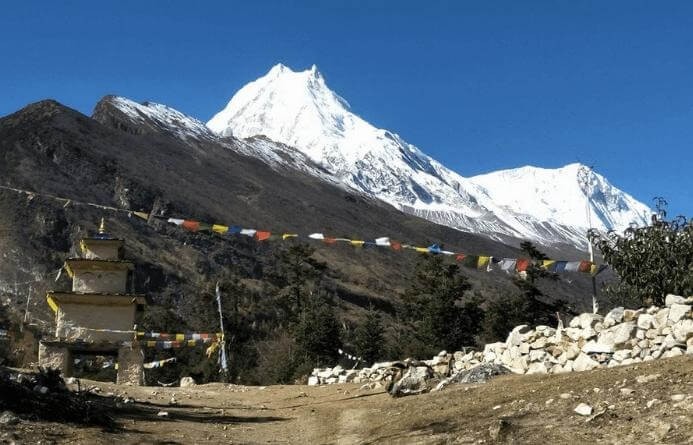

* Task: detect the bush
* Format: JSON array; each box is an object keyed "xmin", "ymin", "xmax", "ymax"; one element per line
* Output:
[{"xmin": 590, "ymin": 200, "xmax": 692, "ymax": 306}]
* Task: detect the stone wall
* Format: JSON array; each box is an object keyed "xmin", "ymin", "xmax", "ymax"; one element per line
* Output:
[{"xmin": 310, "ymin": 294, "xmax": 693, "ymax": 386}]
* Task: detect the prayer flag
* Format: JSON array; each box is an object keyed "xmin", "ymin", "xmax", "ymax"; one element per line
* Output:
[
  {"xmin": 499, "ymin": 258, "xmax": 517, "ymax": 273},
  {"xmin": 478, "ymin": 256, "xmax": 491, "ymax": 269},
  {"xmin": 308, "ymin": 233, "xmax": 324, "ymax": 240},
  {"xmin": 428, "ymin": 244, "xmax": 442, "ymax": 254},
  {"xmin": 456, "ymin": 254, "xmax": 466, "ymax": 262},
  {"xmin": 198, "ymin": 223, "xmax": 212, "ymax": 232},
  {"xmin": 351, "ymin": 240, "xmax": 365, "ymax": 247},
  {"xmin": 415, "ymin": 247, "xmax": 429, "ymax": 253},
  {"xmin": 167, "ymin": 218, "xmax": 184, "ymax": 225},
  {"xmin": 133, "ymin": 212, "xmax": 150, "ymax": 221},
  {"xmin": 542, "ymin": 260, "xmax": 556, "ymax": 270},
  {"xmin": 182, "ymin": 220, "xmax": 200, "ymax": 232},
  {"xmin": 578, "ymin": 261, "xmax": 593, "ymax": 273},
  {"xmin": 228, "ymin": 226, "xmax": 242, "ymax": 234},
  {"xmin": 212, "ymin": 224, "xmax": 229, "ymax": 234},
  {"xmin": 516, "ymin": 258, "xmax": 531, "ymax": 272},
  {"xmin": 390, "ymin": 241, "xmax": 402, "ymax": 251},
  {"xmin": 375, "ymin": 237, "xmax": 391, "ymax": 247},
  {"xmin": 240, "ymin": 229, "xmax": 256, "ymax": 237},
  {"xmin": 565, "ymin": 262, "xmax": 580, "ymax": 272},
  {"xmin": 324, "ymin": 237, "xmax": 337, "ymax": 244},
  {"xmin": 553, "ymin": 261, "xmax": 567, "ymax": 273},
  {"xmin": 255, "ymin": 231, "xmax": 271, "ymax": 241},
  {"xmin": 282, "ymin": 233, "xmax": 298, "ymax": 240}
]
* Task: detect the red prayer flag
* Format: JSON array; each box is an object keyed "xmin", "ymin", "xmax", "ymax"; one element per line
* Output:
[
  {"xmin": 516, "ymin": 258, "xmax": 531, "ymax": 272},
  {"xmin": 578, "ymin": 260, "xmax": 593, "ymax": 273},
  {"xmin": 255, "ymin": 231, "xmax": 271, "ymax": 241},
  {"xmin": 182, "ymin": 220, "xmax": 200, "ymax": 232},
  {"xmin": 455, "ymin": 254, "xmax": 466, "ymax": 262},
  {"xmin": 323, "ymin": 237, "xmax": 337, "ymax": 244},
  {"xmin": 390, "ymin": 241, "xmax": 402, "ymax": 251}
]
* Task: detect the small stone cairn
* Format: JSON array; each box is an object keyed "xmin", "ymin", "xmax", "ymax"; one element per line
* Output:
[{"xmin": 309, "ymin": 294, "xmax": 693, "ymax": 386}]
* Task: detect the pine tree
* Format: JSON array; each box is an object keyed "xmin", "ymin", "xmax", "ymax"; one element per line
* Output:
[
  {"xmin": 293, "ymin": 292, "xmax": 342, "ymax": 368},
  {"xmin": 402, "ymin": 255, "xmax": 480, "ymax": 356},
  {"xmin": 353, "ymin": 306, "xmax": 385, "ymax": 365}
]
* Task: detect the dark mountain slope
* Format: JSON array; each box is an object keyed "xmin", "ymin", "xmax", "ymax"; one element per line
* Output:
[{"xmin": 0, "ymin": 99, "xmax": 598, "ymax": 350}]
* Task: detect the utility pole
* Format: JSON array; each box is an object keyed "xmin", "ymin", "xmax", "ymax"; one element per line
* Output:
[{"xmin": 578, "ymin": 164, "xmax": 599, "ymax": 314}]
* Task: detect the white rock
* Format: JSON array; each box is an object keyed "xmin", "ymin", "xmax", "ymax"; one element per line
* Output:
[
  {"xmin": 653, "ymin": 308, "xmax": 669, "ymax": 329},
  {"xmin": 624, "ymin": 309, "xmax": 642, "ymax": 322},
  {"xmin": 620, "ymin": 388, "xmax": 635, "ymax": 395},
  {"xmin": 668, "ymin": 304, "xmax": 691, "ymax": 323},
  {"xmin": 526, "ymin": 362, "xmax": 548, "ymax": 374},
  {"xmin": 307, "ymin": 376, "xmax": 319, "ymax": 386},
  {"xmin": 573, "ymin": 353, "xmax": 600, "ymax": 372},
  {"xmin": 665, "ymin": 294, "xmax": 686, "ymax": 306},
  {"xmin": 603, "ymin": 307, "xmax": 624, "ymax": 328},
  {"xmin": 582, "ymin": 341, "xmax": 614, "ymax": 354},
  {"xmin": 636, "ymin": 329, "xmax": 646, "ymax": 340},
  {"xmin": 687, "ymin": 337, "xmax": 693, "ymax": 354},
  {"xmin": 530, "ymin": 337, "xmax": 547, "ymax": 350},
  {"xmin": 662, "ymin": 347, "xmax": 684, "ymax": 358},
  {"xmin": 179, "ymin": 377, "xmax": 196, "ymax": 388},
  {"xmin": 317, "ymin": 369, "xmax": 333, "ymax": 379},
  {"xmin": 528, "ymin": 350, "xmax": 548, "ymax": 362},
  {"xmin": 670, "ymin": 394, "xmax": 685, "ymax": 402},
  {"xmin": 598, "ymin": 321, "xmax": 636, "ymax": 347},
  {"xmin": 672, "ymin": 319, "xmax": 693, "ymax": 343},
  {"xmin": 637, "ymin": 314, "xmax": 654, "ymax": 330},
  {"xmin": 157, "ymin": 411, "xmax": 169, "ymax": 417},
  {"xmin": 506, "ymin": 325, "xmax": 532, "ymax": 347},
  {"xmin": 519, "ymin": 343, "xmax": 530, "ymax": 354},
  {"xmin": 574, "ymin": 403, "xmax": 592, "ymax": 416}
]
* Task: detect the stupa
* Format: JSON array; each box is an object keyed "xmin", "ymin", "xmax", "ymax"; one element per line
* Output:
[{"xmin": 38, "ymin": 219, "xmax": 146, "ymax": 384}]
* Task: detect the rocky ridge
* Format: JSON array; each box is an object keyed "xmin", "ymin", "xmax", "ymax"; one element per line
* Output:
[{"xmin": 310, "ymin": 294, "xmax": 693, "ymax": 386}]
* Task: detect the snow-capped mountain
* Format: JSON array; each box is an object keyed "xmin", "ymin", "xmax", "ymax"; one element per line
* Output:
[{"xmin": 206, "ymin": 64, "xmax": 652, "ymax": 248}]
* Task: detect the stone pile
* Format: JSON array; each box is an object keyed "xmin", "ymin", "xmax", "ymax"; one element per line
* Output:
[{"xmin": 309, "ymin": 294, "xmax": 692, "ymax": 386}]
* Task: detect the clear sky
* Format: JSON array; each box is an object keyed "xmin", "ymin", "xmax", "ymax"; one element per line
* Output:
[{"xmin": 1, "ymin": 1, "xmax": 691, "ymax": 217}]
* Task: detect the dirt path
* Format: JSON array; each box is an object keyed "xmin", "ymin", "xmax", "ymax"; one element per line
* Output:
[{"xmin": 2, "ymin": 356, "xmax": 692, "ymax": 444}]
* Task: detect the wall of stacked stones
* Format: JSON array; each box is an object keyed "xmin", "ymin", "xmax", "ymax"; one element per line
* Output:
[{"xmin": 310, "ymin": 294, "xmax": 693, "ymax": 386}]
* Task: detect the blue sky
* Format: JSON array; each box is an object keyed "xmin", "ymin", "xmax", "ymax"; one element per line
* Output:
[{"xmin": 1, "ymin": 1, "xmax": 691, "ymax": 217}]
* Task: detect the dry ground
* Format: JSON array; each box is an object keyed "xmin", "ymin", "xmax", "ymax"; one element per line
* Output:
[{"xmin": 2, "ymin": 356, "xmax": 692, "ymax": 444}]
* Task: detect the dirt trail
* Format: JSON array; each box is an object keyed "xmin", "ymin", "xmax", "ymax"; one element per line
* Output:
[{"xmin": 2, "ymin": 356, "xmax": 691, "ymax": 444}]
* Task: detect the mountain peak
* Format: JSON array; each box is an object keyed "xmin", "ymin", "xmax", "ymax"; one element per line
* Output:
[{"xmin": 206, "ymin": 65, "xmax": 652, "ymax": 247}]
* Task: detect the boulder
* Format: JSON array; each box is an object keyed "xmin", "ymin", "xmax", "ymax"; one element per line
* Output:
[
  {"xmin": 637, "ymin": 313, "xmax": 654, "ymax": 330},
  {"xmin": 687, "ymin": 337, "xmax": 693, "ymax": 354},
  {"xmin": 603, "ymin": 307, "xmax": 624, "ymax": 328},
  {"xmin": 506, "ymin": 325, "xmax": 533, "ymax": 347},
  {"xmin": 526, "ymin": 362, "xmax": 548, "ymax": 374},
  {"xmin": 612, "ymin": 349, "xmax": 632, "ymax": 361},
  {"xmin": 307, "ymin": 376, "xmax": 319, "ymax": 386},
  {"xmin": 519, "ymin": 343, "xmax": 530, "ymax": 354},
  {"xmin": 530, "ymin": 337, "xmax": 547, "ymax": 349},
  {"xmin": 529, "ymin": 350, "xmax": 548, "ymax": 362},
  {"xmin": 180, "ymin": 377, "xmax": 196, "ymax": 388},
  {"xmin": 653, "ymin": 308, "xmax": 669, "ymax": 329},
  {"xmin": 672, "ymin": 319, "xmax": 693, "ymax": 343},
  {"xmin": 574, "ymin": 313, "xmax": 604, "ymax": 330},
  {"xmin": 581, "ymin": 341, "xmax": 614, "ymax": 354},
  {"xmin": 623, "ymin": 309, "xmax": 642, "ymax": 322},
  {"xmin": 662, "ymin": 347, "xmax": 684, "ymax": 358},
  {"xmin": 665, "ymin": 294, "xmax": 687, "ymax": 306},
  {"xmin": 597, "ymin": 322, "xmax": 636, "ymax": 348},
  {"xmin": 668, "ymin": 304, "xmax": 691, "ymax": 323},
  {"xmin": 573, "ymin": 353, "xmax": 600, "ymax": 372}
]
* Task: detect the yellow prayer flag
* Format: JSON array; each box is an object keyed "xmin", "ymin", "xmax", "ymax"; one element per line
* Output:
[
  {"xmin": 133, "ymin": 211, "xmax": 150, "ymax": 221},
  {"xmin": 147, "ymin": 341, "xmax": 156, "ymax": 348},
  {"xmin": 212, "ymin": 224, "xmax": 229, "ymax": 234},
  {"xmin": 175, "ymin": 333, "xmax": 185, "ymax": 341},
  {"xmin": 478, "ymin": 256, "xmax": 491, "ymax": 268},
  {"xmin": 415, "ymin": 247, "xmax": 429, "ymax": 253},
  {"xmin": 282, "ymin": 233, "xmax": 298, "ymax": 240},
  {"xmin": 188, "ymin": 340, "xmax": 196, "ymax": 347},
  {"xmin": 350, "ymin": 240, "xmax": 365, "ymax": 247},
  {"xmin": 542, "ymin": 260, "xmax": 556, "ymax": 269}
]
